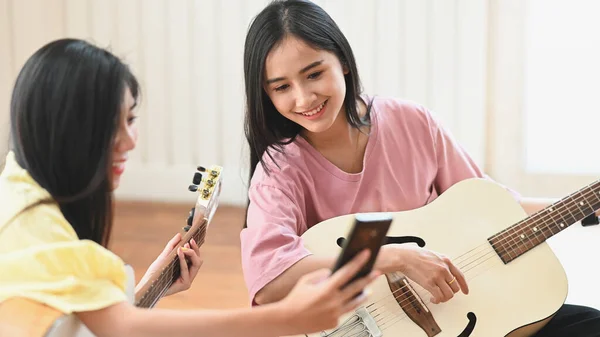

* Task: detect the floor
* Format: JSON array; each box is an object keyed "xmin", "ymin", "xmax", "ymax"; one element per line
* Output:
[{"xmin": 111, "ymin": 201, "xmax": 600, "ymax": 312}]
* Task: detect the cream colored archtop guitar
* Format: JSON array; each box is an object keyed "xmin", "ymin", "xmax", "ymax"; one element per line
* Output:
[{"xmin": 292, "ymin": 178, "xmax": 600, "ymax": 337}]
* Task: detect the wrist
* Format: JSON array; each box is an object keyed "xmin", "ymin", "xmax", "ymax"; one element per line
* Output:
[
  {"xmin": 259, "ymin": 302, "xmax": 295, "ymax": 336},
  {"xmin": 377, "ymin": 245, "xmax": 406, "ymax": 273}
]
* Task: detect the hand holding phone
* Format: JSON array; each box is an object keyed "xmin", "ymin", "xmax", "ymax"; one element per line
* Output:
[{"xmin": 331, "ymin": 212, "xmax": 392, "ymax": 288}]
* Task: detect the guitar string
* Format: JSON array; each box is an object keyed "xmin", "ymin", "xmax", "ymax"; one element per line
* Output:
[{"xmin": 319, "ymin": 187, "xmax": 600, "ymax": 335}]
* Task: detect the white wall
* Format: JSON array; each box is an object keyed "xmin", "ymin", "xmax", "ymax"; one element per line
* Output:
[
  {"xmin": 487, "ymin": 0, "xmax": 600, "ymax": 198},
  {"xmin": 0, "ymin": 0, "xmax": 489, "ymax": 206}
]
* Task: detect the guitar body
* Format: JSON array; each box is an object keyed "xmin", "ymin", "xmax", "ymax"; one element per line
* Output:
[{"xmin": 300, "ymin": 178, "xmax": 568, "ymax": 337}]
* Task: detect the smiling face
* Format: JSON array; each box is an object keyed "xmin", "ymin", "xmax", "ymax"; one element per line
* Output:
[
  {"xmin": 110, "ymin": 86, "xmax": 138, "ymax": 191},
  {"xmin": 263, "ymin": 35, "xmax": 348, "ymax": 135}
]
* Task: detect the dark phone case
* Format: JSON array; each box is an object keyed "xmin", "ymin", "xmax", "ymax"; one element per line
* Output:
[{"xmin": 332, "ymin": 213, "xmax": 392, "ymax": 285}]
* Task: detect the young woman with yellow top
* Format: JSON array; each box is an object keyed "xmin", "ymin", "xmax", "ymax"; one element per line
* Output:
[{"xmin": 0, "ymin": 38, "xmax": 379, "ymax": 337}]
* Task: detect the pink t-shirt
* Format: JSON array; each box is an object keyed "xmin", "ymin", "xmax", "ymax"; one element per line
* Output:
[{"xmin": 240, "ymin": 96, "xmax": 509, "ymax": 304}]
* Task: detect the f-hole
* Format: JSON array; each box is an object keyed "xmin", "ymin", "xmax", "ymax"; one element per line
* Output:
[
  {"xmin": 336, "ymin": 236, "xmax": 426, "ymax": 248},
  {"xmin": 457, "ymin": 312, "xmax": 477, "ymax": 337}
]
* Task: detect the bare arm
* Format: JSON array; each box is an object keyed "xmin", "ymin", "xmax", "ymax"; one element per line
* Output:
[
  {"xmin": 78, "ymin": 250, "xmax": 379, "ymax": 337},
  {"xmin": 519, "ymin": 197, "xmax": 557, "ymax": 216},
  {"xmin": 78, "ymin": 302, "xmax": 294, "ymax": 337},
  {"xmin": 255, "ymin": 255, "xmax": 334, "ymax": 304},
  {"xmin": 520, "ymin": 196, "xmax": 600, "ymax": 218},
  {"xmin": 255, "ymin": 247, "xmax": 407, "ymax": 305}
]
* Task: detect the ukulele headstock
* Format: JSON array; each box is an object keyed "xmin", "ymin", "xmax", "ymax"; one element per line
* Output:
[{"xmin": 183, "ymin": 165, "xmax": 223, "ymax": 240}]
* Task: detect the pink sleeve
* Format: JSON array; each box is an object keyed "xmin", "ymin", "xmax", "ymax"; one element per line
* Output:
[
  {"xmin": 240, "ymin": 184, "xmax": 311, "ymax": 305},
  {"xmin": 427, "ymin": 109, "xmax": 522, "ymax": 201},
  {"xmin": 427, "ymin": 112, "xmax": 485, "ymax": 193}
]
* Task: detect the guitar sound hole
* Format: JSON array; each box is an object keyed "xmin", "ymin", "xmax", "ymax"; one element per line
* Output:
[
  {"xmin": 336, "ymin": 236, "xmax": 426, "ymax": 248},
  {"xmin": 457, "ymin": 312, "xmax": 477, "ymax": 337}
]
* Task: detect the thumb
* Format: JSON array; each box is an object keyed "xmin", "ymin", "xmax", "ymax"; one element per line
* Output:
[{"xmin": 160, "ymin": 233, "xmax": 182, "ymax": 256}]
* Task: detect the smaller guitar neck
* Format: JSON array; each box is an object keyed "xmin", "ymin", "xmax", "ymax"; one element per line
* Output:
[
  {"xmin": 134, "ymin": 165, "xmax": 222, "ymax": 308},
  {"xmin": 489, "ymin": 179, "xmax": 600, "ymax": 264},
  {"xmin": 135, "ymin": 222, "xmax": 208, "ymax": 308}
]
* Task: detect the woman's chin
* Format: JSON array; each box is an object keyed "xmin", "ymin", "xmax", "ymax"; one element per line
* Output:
[{"xmin": 110, "ymin": 178, "xmax": 120, "ymax": 192}]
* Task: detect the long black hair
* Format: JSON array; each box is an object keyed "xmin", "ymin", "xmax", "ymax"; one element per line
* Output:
[
  {"xmin": 9, "ymin": 38, "xmax": 139, "ymax": 247},
  {"xmin": 243, "ymin": 0, "xmax": 372, "ymax": 227}
]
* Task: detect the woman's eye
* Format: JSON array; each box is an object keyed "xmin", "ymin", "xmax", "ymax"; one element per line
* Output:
[
  {"xmin": 127, "ymin": 116, "xmax": 138, "ymax": 124},
  {"xmin": 308, "ymin": 71, "xmax": 322, "ymax": 80},
  {"xmin": 274, "ymin": 84, "xmax": 289, "ymax": 92}
]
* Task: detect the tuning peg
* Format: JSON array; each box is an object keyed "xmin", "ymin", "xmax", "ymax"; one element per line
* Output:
[
  {"xmin": 188, "ymin": 184, "xmax": 198, "ymax": 192},
  {"xmin": 187, "ymin": 212, "xmax": 193, "ymax": 227},
  {"xmin": 184, "ymin": 207, "xmax": 195, "ymax": 232},
  {"xmin": 197, "ymin": 166, "xmax": 206, "ymax": 172},
  {"xmin": 210, "ymin": 169, "xmax": 218, "ymax": 178},
  {"xmin": 193, "ymin": 172, "xmax": 202, "ymax": 185}
]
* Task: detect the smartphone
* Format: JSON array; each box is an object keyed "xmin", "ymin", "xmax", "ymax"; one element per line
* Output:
[{"xmin": 331, "ymin": 212, "xmax": 392, "ymax": 288}]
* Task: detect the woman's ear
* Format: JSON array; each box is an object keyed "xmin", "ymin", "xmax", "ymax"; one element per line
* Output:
[{"xmin": 342, "ymin": 61, "xmax": 349, "ymax": 75}]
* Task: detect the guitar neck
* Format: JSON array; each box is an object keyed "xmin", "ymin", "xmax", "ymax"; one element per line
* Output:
[
  {"xmin": 135, "ymin": 223, "xmax": 207, "ymax": 308},
  {"xmin": 489, "ymin": 180, "xmax": 600, "ymax": 264}
]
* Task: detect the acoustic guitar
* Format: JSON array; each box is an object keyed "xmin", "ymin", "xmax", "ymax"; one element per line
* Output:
[
  {"xmin": 0, "ymin": 165, "xmax": 223, "ymax": 337},
  {"xmin": 289, "ymin": 177, "xmax": 599, "ymax": 337}
]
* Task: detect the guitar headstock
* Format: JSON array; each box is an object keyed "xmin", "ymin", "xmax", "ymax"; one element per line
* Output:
[{"xmin": 183, "ymin": 165, "xmax": 223, "ymax": 241}]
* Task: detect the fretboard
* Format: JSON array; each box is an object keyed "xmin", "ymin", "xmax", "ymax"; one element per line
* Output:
[
  {"xmin": 489, "ymin": 180, "xmax": 600, "ymax": 264},
  {"xmin": 135, "ymin": 225, "xmax": 207, "ymax": 308}
]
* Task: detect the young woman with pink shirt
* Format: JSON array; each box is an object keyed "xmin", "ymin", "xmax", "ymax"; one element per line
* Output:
[{"xmin": 241, "ymin": 0, "xmax": 600, "ymax": 335}]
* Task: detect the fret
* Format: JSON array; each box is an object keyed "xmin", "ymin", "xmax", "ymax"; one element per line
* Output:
[
  {"xmin": 524, "ymin": 224, "xmax": 536, "ymax": 250},
  {"xmin": 580, "ymin": 187, "xmax": 598, "ymax": 215},
  {"xmin": 549, "ymin": 206, "xmax": 570, "ymax": 231},
  {"xmin": 501, "ymin": 236, "xmax": 516, "ymax": 261},
  {"xmin": 549, "ymin": 207, "xmax": 564, "ymax": 233},
  {"xmin": 563, "ymin": 197, "xmax": 578, "ymax": 223},
  {"xmin": 585, "ymin": 186, "xmax": 599, "ymax": 211},
  {"xmin": 571, "ymin": 193, "xmax": 588, "ymax": 218},
  {"xmin": 590, "ymin": 183, "xmax": 600, "ymax": 210},
  {"xmin": 514, "ymin": 222, "xmax": 535, "ymax": 252},
  {"xmin": 535, "ymin": 209, "xmax": 558, "ymax": 241},
  {"xmin": 546, "ymin": 217, "xmax": 558, "ymax": 236},
  {"xmin": 504, "ymin": 226, "xmax": 522, "ymax": 256}
]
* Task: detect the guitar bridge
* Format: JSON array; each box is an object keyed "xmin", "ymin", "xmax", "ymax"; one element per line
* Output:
[{"xmin": 321, "ymin": 307, "xmax": 382, "ymax": 337}]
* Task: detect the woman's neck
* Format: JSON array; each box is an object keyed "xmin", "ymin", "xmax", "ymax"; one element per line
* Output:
[
  {"xmin": 301, "ymin": 98, "xmax": 367, "ymax": 151},
  {"xmin": 300, "ymin": 98, "xmax": 369, "ymax": 174}
]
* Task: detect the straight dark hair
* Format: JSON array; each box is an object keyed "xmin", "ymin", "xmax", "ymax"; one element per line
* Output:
[
  {"xmin": 10, "ymin": 38, "xmax": 139, "ymax": 247},
  {"xmin": 243, "ymin": 0, "xmax": 372, "ymax": 227}
]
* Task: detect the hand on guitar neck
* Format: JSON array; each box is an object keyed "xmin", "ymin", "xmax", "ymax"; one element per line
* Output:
[{"xmin": 135, "ymin": 232, "xmax": 203, "ymax": 298}]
